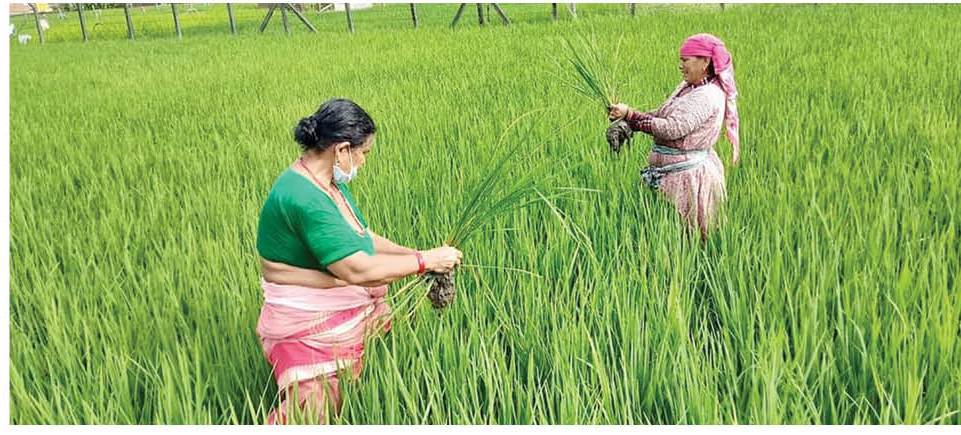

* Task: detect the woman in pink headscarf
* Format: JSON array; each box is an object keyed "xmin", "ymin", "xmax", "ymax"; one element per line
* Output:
[{"xmin": 609, "ymin": 33, "xmax": 740, "ymax": 239}]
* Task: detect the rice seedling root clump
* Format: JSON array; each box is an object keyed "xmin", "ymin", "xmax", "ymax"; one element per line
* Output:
[
  {"xmin": 605, "ymin": 119, "xmax": 634, "ymax": 153},
  {"xmin": 426, "ymin": 271, "xmax": 456, "ymax": 309}
]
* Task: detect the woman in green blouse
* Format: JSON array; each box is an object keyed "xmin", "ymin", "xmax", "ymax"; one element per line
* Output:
[{"xmin": 254, "ymin": 98, "xmax": 461, "ymax": 423}]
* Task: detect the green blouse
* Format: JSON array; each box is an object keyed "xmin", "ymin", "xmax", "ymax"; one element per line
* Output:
[{"xmin": 256, "ymin": 168, "xmax": 374, "ymax": 270}]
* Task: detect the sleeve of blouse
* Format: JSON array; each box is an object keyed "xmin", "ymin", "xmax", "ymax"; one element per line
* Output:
[
  {"xmin": 625, "ymin": 110, "xmax": 654, "ymax": 133},
  {"xmin": 649, "ymin": 91, "xmax": 717, "ymax": 141}
]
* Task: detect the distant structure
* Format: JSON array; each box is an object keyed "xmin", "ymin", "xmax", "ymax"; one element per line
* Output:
[
  {"xmin": 255, "ymin": 3, "xmax": 374, "ymax": 12},
  {"xmin": 9, "ymin": 2, "xmax": 651, "ymax": 45},
  {"xmin": 332, "ymin": 3, "xmax": 372, "ymax": 11},
  {"xmin": 9, "ymin": 3, "xmax": 52, "ymax": 16}
]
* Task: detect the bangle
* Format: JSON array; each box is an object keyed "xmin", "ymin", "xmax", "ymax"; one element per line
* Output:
[{"xmin": 414, "ymin": 251, "xmax": 426, "ymax": 275}]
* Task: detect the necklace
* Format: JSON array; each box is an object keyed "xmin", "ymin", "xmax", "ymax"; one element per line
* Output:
[{"xmin": 297, "ymin": 157, "xmax": 366, "ymax": 235}]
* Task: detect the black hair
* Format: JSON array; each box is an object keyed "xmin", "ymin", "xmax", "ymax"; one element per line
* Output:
[{"xmin": 293, "ymin": 98, "xmax": 376, "ymax": 152}]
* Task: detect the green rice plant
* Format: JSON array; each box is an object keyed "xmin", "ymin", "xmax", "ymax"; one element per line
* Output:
[
  {"xmin": 558, "ymin": 29, "xmax": 635, "ymax": 152},
  {"xmin": 418, "ymin": 111, "xmax": 595, "ymax": 309},
  {"xmin": 560, "ymin": 30, "xmax": 627, "ymax": 110}
]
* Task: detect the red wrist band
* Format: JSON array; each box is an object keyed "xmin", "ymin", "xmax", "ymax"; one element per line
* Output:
[{"xmin": 414, "ymin": 251, "xmax": 426, "ymax": 275}]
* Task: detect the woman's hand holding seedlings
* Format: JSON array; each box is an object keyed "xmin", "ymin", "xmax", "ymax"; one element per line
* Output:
[
  {"xmin": 608, "ymin": 103, "xmax": 631, "ymax": 121},
  {"xmin": 421, "ymin": 246, "xmax": 462, "ymax": 273}
]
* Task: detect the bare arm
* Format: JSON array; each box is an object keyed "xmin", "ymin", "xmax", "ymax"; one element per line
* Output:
[
  {"xmin": 326, "ymin": 252, "xmax": 421, "ymax": 286},
  {"xmin": 368, "ymin": 230, "xmax": 417, "ymax": 255},
  {"xmin": 326, "ymin": 246, "xmax": 462, "ymax": 287},
  {"xmin": 264, "ymin": 247, "xmax": 460, "ymax": 289}
]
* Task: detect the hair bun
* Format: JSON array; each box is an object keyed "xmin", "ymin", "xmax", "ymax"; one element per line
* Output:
[
  {"xmin": 293, "ymin": 116, "xmax": 317, "ymax": 148},
  {"xmin": 293, "ymin": 99, "xmax": 376, "ymax": 152}
]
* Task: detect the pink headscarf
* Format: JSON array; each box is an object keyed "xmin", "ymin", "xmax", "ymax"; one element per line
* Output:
[{"xmin": 680, "ymin": 33, "xmax": 740, "ymax": 164}]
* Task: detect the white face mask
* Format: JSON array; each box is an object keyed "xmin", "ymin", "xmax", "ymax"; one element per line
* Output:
[{"xmin": 333, "ymin": 150, "xmax": 357, "ymax": 184}]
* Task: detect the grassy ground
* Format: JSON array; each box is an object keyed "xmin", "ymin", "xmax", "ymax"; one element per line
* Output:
[{"xmin": 9, "ymin": 2, "xmax": 961, "ymax": 424}]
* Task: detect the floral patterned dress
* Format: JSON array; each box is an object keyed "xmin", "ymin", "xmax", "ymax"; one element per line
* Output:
[{"xmin": 626, "ymin": 77, "xmax": 729, "ymax": 237}]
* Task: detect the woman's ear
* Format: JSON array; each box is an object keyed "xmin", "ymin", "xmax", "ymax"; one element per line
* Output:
[{"xmin": 334, "ymin": 142, "xmax": 351, "ymax": 155}]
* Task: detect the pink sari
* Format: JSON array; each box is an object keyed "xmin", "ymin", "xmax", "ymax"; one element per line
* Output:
[{"xmin": 256, "ymin": 279, "xmax": 391, "ymax": 424}]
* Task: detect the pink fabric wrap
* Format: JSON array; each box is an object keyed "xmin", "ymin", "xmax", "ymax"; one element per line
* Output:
[
  {"xmin": 679, "ymin": 33, "xmax": 740, "ymax": 163},
  {"xmin": 256, "ymin": 279, "xmax": 391, "ymax": 391}
]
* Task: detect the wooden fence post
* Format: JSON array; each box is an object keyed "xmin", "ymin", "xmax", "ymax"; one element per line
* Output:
[
  {"xmin": 345, "ymin": 3, "xmax": 354, "ymax": 33},
  {"xmin": 280, "ymin": 4, "xmax": 290, "ymax": 35},
  {"xmin": 491, "ymin": 4, "xmax": 510, "ymax": 25},
  {"xmin": 77, "ymin": 4, "xmax": 88, "ymax": 42},
  {"xmin": 450, "ymin": 3, "xmax": 467, "ymax": 28},
  {"xmin": 33, "ymin": 5, "xmax": 46, "ymax": 44},
  {"xmin": 287, "ymin": 5, "xmax": 317, "ymax": 32},
  {"xmin": 171, "ymin": 3, "xmax": 182, "ymax": 38},
  {"xmin": 227, "ymin": 3, "xmax": 237, "ymax": 35},
  {"xmin": 123, "ymin": 3, "xmax": 134, "ymax": 40}
]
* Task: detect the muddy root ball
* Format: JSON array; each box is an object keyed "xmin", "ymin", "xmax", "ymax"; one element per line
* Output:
[
  {"xmin": 426, "ymin": 271, "xmax": 456, "ymax": 309},
  {"xmin": 606, "ymin": 119, "xmax": 634, "ymax": 153}
]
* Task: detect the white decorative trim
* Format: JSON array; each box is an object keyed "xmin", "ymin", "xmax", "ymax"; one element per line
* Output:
[{"xmin": 277, "ymin": 359, "xmax": 357, "ymax": 390}]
